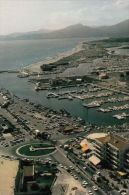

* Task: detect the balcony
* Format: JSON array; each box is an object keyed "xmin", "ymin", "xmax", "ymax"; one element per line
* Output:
[
  {"xmin": 112, "ymin": 164, "xmax": 118, "ymax": 169},
  {"xmin": 94, "ymin": 140, "xmax": 103, "ymax": 147},
  {"xmin": 126, "ymin": 158, "xmax": 129, "ymax": 163},
  {"xmin": 95, "ymin": 152, "xmax": 102, "ymax": 159},
  {"xmin": 126, "ymin": 153, "xmax": 129, "ymax": 157},
  {"xmin": 94, "ymin": 147, "xmax": 102, "ymax": 154},
  {"xmin": 108, "ymin": 154, "xmax": 119, "ymax": 160},
  {"xmin": 106, "ymin": 156, "xmax": 120, "ymax": 165},
  {"xmin": 108, "ymin": 143, "xmax": 119, "ymax": 151},
  {"xmin": 93, "ymin": 142, "xmax": 101, "ymax": 149},
  {"xmin": 106, "ymin": 149, "xmax": 118, "ymax": 156}
]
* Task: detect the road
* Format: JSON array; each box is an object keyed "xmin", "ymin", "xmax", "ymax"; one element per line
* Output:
[{"xmin": 51, "ymin": 146, "xmax": 107, "ymax": 195}]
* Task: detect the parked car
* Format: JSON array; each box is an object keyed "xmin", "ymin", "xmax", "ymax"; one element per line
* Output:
[{"xmin": 92, "ymin": 185, "xmax": 98, "ymax": 191}]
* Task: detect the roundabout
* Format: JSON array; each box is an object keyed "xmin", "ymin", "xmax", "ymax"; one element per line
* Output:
[{"xmin": 16, "ymin": 142, "xmax": 56, "ymax": 157}]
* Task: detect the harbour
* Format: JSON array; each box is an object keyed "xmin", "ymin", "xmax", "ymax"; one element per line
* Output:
[
  {"xmin": 0, "ymin": 1, "xmax": 129, "ymax": 195},
  {"xmin": 0, "ymin": 72, "xmax": 129, "ymax": 126},
  {"xmin": 0, "ymin": 38, "xmax": 129, "ymax": 127}
]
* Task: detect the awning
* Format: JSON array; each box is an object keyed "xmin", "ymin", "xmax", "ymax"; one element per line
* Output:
[
  {"xmin": 81, "ymin": 145, "xmax": 89, "ymax": 152},
  {"xmin": 80, "ymin": 139, "xmax": 89, "ymax": 153},
  {"xmin": 89, "ymin": 155, "xmax": 101, "ymax": 166},
  {"xmin": 117, "ymin": 171, "xmax": 127, "ymax": 176}
]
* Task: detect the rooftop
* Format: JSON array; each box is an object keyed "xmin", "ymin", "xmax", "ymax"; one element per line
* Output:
[
  {"xmin": 89, "ymin": 155, "xmax": 101, "ymax": 166},
  {"xmin": 96, "ymin": 134, "xmax": 129, "ymax": 150},
  {"xmin": 23, "ymin": 165, "xmax": 34, "ymax": 177},
  {"xmin": 87, "ymin": 133, "xmax": 107, "ymax": 140}
]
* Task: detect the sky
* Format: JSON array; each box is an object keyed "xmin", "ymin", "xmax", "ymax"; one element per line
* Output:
[{"xmin": 0, "ymin": 0, "xmax": 129, "ymax": 35}]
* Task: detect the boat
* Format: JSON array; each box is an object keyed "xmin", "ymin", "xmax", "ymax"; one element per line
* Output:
[
  {"xmin": 67, "ymin": 96, "xmax": 73, "ymax": 100},
  {"xmin": 58, "ymin": 96, "xmax": 67, "ymax": 100},
  {"xmin": 113, "ymin": 114, "xmax": 125, "ymax": 120},
  {"xmin": 83, "ymin": 101, "xmax": 100, "ymax": 108},
  {"xmin": 113, "ymin": 112, "xmax": 129, "ymax": 120},
  {"xmin": 46, "ymin": 92, "xmax": 58, "ymax": 98}
]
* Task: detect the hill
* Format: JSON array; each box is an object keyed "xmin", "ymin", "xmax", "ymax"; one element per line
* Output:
[{"xmin": 0, "ymin": 19, "xmax": 129, "ymax": 40}]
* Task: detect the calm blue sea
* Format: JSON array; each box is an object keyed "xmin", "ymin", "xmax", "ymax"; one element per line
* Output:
[{"xmin": 0, "ymin": 38, "xmax": 88, "ymax": 71}]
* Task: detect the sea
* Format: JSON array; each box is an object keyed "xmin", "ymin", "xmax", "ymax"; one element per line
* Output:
[
  {"xmin": 0, "ymin": 38, "xmax": 88, "ymax": 71},
  {"xmin": 0, "ymin": 38, "xmax": 129, "ymax": 126}
]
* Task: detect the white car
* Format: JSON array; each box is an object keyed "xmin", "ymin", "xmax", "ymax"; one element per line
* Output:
[
  {"xmin": 119, "ymin": 189, "xmax": 127, "ymax": 195},
  {"xmin": 96, "ymin": 171, "xmax": 100, "ymax": 175},
  {"xmin": 64, "ymin": 166, "xmax": 68, "ymax": 170},
  {"xmin": 74, "ymin": 175, "xmax": 78, "ymax": 180},
  {"xmin": 82, "ymin": 181, "xmax": 88, "ymax": 185},
  {"xmin": 92, "ymin": 185, "xmax": 98, "ymax": 191},
  {"xmin": 69, "ymin": 166, "xmax": 74, "ymax": 170},
  {"xmin": 59, "ymin": 164, "xmax": 63, "ymax": 168},
  {"xmin": 88, "ymin": 190, "xmax": 93, "ymax": 195},
  {"xmin": 82, "ymin": 183, "xmax": 87, "ymax": 188},
  {"xmin": 121, "ymin": 192, "xmax": 127, "ymax": 195},
  {"xmin": 76, "ymin": 168, "xmax": 79, "ymax": 173}
]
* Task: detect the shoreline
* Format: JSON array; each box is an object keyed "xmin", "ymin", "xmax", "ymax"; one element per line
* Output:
[{"xmin": 23, "ymin": 41, "xmax": 84, "ymax": 73}]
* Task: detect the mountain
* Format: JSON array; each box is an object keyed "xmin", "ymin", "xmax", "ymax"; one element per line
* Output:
[
  {"xmin": 47, "ymin": 19, "xmax": 129, "ymax": 38},
  {"xmin": 0, "ymin": 29, "xmax": 52, "ymax": 40},
  {"xmin": 0, "ymin": 19, "xmax": 129, "ymax": 40},
  {"xmin": 97, "ymin": 19, "xmax": 129, "ymax": 37}
]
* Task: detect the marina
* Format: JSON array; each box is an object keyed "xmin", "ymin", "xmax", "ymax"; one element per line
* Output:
[
  {"xmin": 0, "ymin": 1, "xmax": 129, "ymax": 194},
  {"xmin": 82, "ymin": 96, "xmax": 129, "ymax": 108},
  {"xmin": 0, "ymin": 37, "xmax": 129, "ymax": 127}
]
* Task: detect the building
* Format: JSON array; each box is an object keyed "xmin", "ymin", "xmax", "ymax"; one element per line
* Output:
[
  {"xmin": 21, "ymin": 164, "xmax": 35, "ymax": 191},
  {"xmin": 23, "ymin": 165, "xmax": 34, "ymax": 181},
  {"xmin": 80, "ymin": 139, "xmax": 89, "ymax": 153},
  {"xmin": 92, "ymin": 133, "xmax": 129, "ymax": 171},
  {"xmin": 99, "ymin": 72, "xmax": 108, "ymax": 79},
  {"xmin": 0, "ymin": 116, "xmax": 14, "ymax": 133}
]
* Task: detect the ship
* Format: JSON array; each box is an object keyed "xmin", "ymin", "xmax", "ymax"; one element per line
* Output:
[{"xmin": 82, "ymin": 101, "xmax": 101, "ymax": 108}]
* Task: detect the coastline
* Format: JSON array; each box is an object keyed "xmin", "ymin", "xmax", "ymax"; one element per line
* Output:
[{"xmin": 23, "ymin": 41, "xmax": 84, "ymax": 73}]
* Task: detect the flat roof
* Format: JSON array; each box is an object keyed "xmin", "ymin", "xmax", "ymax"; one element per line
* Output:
[
  {"xmin": 3, "ymin": 133, "xmax": 13, "ymax": 139},
  {"xmin": 82, "ymin": 145, "xmax": 89, "ymax": 153},
  {"xmin": 89, "ymin": 155, "xmax": 101, "ymax": 166},
  {"xmin": 117, "ymin": 171, "xmax": 127, "ymax": 176},
  {"xmin": 64, "ymin": 126, "xmax": 73, "ymax": 131},
  {"xmin": 96, "ymin": 134, "xmax": 129, "ymax": 150},
  {"xmin": 80, "ymin": 139, "xmax": 88, "ymax": 146},
  {"xmin": 87, "ymin": 133, "xmax": 107, "ymax": 140},
  {"xmin": 23, "ymin": 165, "xmax": 34, "ymax": 177}
]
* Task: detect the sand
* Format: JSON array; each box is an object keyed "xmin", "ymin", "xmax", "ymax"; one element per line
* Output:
[
  {"xmin": 54, "ymin": 168, "xmax": 88, "ymax": 195},
  {"xmin": 24, "ymin": 42, "xmax": 84, "ymax": 73},
  {"xmin": 0, "ymin": 158, "xmax": 19, "ymax": 195}
]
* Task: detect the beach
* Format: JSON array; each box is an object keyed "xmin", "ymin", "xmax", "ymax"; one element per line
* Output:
[
  {"xmin": 0, "ymin": 158, "xmax": 19, "ymax": 195},
  {"xmin": 24, "ymin": 42, "xmax": 84, "ymax": 73}
]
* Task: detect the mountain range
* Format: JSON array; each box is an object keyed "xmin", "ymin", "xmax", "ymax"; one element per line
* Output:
[{"xmin": 0, "ymin": 19, "xmax": 129, "ymax": 40}]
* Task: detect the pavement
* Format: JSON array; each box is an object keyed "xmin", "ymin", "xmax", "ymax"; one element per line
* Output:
[{"xmin": 52, "ymin": 168, "xmax": 88, "ymax": 195}]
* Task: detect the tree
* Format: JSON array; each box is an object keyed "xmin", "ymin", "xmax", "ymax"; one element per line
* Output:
[
  {"xmin": 31, "ymin": 183, "xmax": 40, "ymax": 191},
  {"xmin": 123, "ymin": 182, "xmax": 128, "ymax": 188},
  {"xmin": 40, "ymin": 185, "xmax": 51, "ymax": 194}
]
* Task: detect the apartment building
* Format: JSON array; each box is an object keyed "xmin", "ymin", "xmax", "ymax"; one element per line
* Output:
[{"xmin": 93, "ymin": 133, "xmax": 129, "ymax": 171}]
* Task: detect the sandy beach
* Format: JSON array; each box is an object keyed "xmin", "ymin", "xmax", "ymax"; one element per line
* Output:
[
  {"xmin": 24, "ymin": 42, "xmax": 84, "ymax": 73},
  {"xmin": 0, "ymin": 158, "xmax": 19, "ymax": 195}
]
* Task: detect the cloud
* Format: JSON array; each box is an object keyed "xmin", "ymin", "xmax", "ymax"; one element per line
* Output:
[
  {"xmin": 113, "ymin": 0, "xmax": 129, "ymax": 8},
  {"xmin": 0, "ymin": 0, "xmax": 129, "ymax": 35}
]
